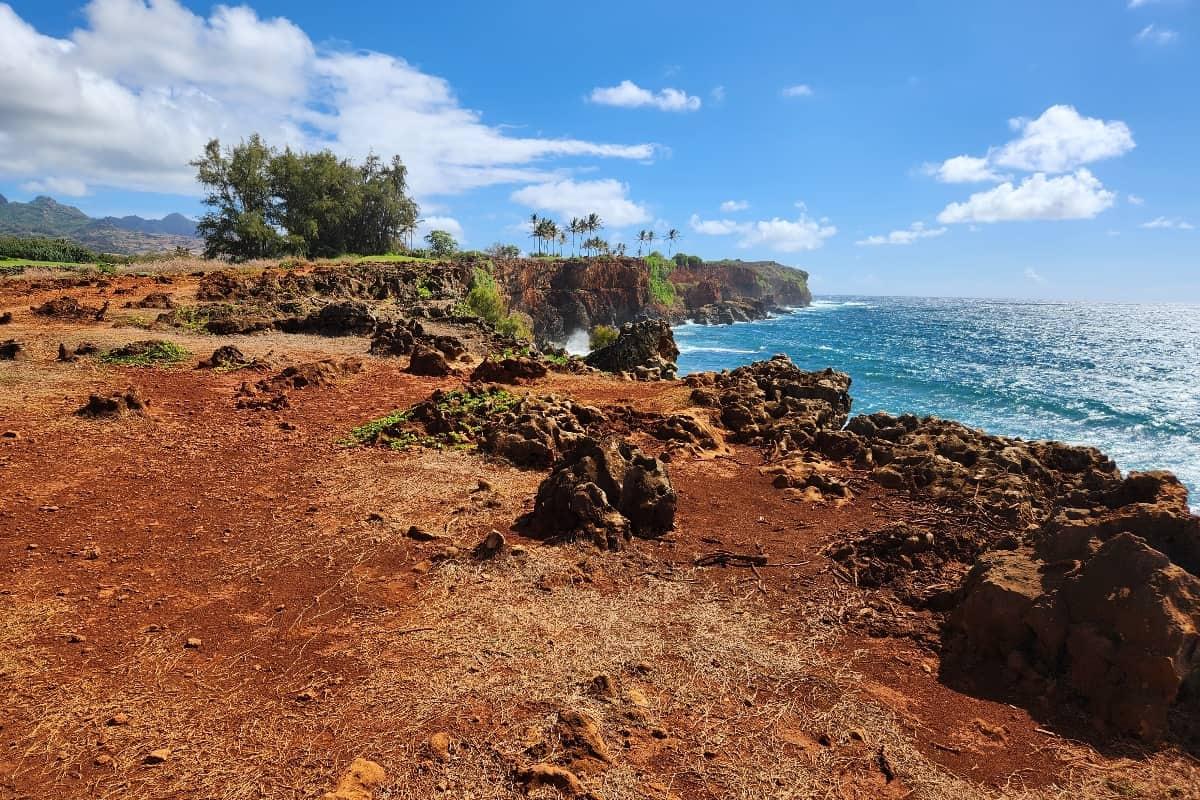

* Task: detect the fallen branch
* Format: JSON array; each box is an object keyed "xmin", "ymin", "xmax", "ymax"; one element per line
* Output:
[{"xmin": 694, "ymin": 550, "xmax": 769, "ymax": 568}]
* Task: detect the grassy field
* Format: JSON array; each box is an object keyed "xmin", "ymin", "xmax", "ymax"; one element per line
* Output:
[{"xmin": 0, "ymin": 256, "xmax": 93, "ymax": 268}]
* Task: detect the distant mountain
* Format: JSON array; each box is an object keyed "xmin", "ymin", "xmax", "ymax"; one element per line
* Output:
[{"xmin": 0, "ymin": 195, "xmax": 200, "ymax": 255}]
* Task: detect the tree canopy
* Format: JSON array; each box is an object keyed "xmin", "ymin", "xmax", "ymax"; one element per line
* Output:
[{"xmin": 192, "ymin": 135, "xmax": 419, "ymax": 261}]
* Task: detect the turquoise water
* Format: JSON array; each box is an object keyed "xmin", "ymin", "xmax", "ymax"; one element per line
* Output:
[{"xmin": 674, "ymin": 297, "xmax": 1200, "ymax": 508}]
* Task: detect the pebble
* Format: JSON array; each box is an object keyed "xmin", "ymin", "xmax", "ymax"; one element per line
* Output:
[
  {"xmin": 143, "ymin": 748, "xmax": 171, "ymax": 765},
  {"xmin": 106, "ymin": 713, "xmax": 131, "ymax": 726},
  {"xmin": 184, "ymin": 637, "xmax": 202, "ymax": 649}
]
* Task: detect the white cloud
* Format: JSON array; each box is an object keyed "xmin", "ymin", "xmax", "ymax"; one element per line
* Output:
[
  {"xmin": 20, "ymin": 176, "xmax": 90, "ymax": 197},
  {"xmin": 994, "ymin": 106, "xmax": 1135, "ymax": 173},
  {"xmin": 417, "ymin": 215, "xmax": 464, "ymax": 241},
  {"xmin": 0, "ymin": 1, "xmax": 655, "ymax": 198},
  {"xmin": 926, "ymin": 155, "xmax": 1002, "ymax": 184},
  {"xmin": 1140, "ymin": 216, "xmax": 1195, "ymax": 230},
  {"xmin": 781, "ymin": 84, "xmax": 814, "ymax": 98},
  {"xmin": 510, "ymin": 179, "xmax": 650, "ymax": 227},
  {"xmin": 688, "ymin": 214, "xmax": 741, "ymax": 235},
  {"xmin": 689, "ymin": 211, "xmax": 836, "ymax": 253},
  {"xmin": 926, "ymin": 105, "xmax": 1134, "ymax": 184},
  {"xmin": 710, "ymin": 85, "xmax": 726, "ymax": 104},
  {"xmin": 1127, "ymin": 193, "xmax": 1145, "ymax": 205},
  {"xmin": 1135, "ymin": 24, "xmax": 1178, "ymax": 45},
  {"xmin": 937, "ymin": 169, "xmax": 1116, "ymax": 224},
  {"xmin": 1024, "ymin": 267, "xmax": 1047, "ymax": 284},
  {"xmin": 588, "ymin": 80, "xmax": 701, "ymax": 112},
  {"xmin": 856, "ymin": 221, "xmax": 948, "ymax": 246},
  {"xmin": 719, "ymin": 199, "xmax": 749, "ymax": 213}
]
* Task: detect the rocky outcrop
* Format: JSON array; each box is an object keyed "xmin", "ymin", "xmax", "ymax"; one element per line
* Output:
[
  {"xmin": 523, "ymin": 437, "xmax": 677, "ymax": 550},
  {"xmin": 689, "ymin": 298, "xmax": 775, "ymax": 325},
  {"xmin": 355, "ymin": 385, "xmax": 607, "ymax": 469},
  {"xmin": 406, "ymin": 343, "xmax": 454, "ymax": 376},
  {"xmin": 823, "ymin": 411, "xmax": 1122, "ymax": 526},
  {"xmin": 235, "ymin": 358, "xmax": 363, "ymax": 409},
  {"xmin": 77, "ymin": 388, "xmax": 148, "ymax": 418},
  {"xmin": 668, "ymin": 259, "xmax": 811, "ymax": 309},
  {"xmin": 691, "ymin": 355, "xmax": 851, "ymax": 453},
  {"xmin": 470, "ymin": 355, "xmax": 548, "ymax": 384},
  {"xmin": 951, "ymin": 512, "xmax": 1200, "ymax": 741},
  {"xmin": 584, "ymin": 319, "xmax": 678, "ymax": 380},
  {"xmin": 198, "ymin": 261, "xmax": 472, "ymax": 305},
  {"xmin": 32, "ymin": 295, "xmax": 107, "ymax": 320},
  {"xmin": 369, "ymin": 318, "xmax": 466, "ymax": 361},
  {"xmin": 0, "ymin": 339, "xmax": 21, "ymax": 360}
]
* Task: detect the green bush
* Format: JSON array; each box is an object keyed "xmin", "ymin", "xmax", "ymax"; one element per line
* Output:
[
  {"xmin": 0, "ymin": 235, "xmax": 97, "ymax": 264},
  {"xmin": 589, "ymin": 324, "xmax": 619, "ymax": 351},
  {"xmin": 645, "ymin": 254, "xmax": 678, "ymax": 307},
  {"xmin": 100, "ymin": 340, "xmax": 190, "ymax": 367},
  {"xmin": 465, "ymin": 267, "xmax": 531, "ymax": 341}
]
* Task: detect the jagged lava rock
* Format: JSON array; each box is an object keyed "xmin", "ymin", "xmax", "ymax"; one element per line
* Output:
[
  {"xmin": 585, "ymin": 318, "xmax": 678, "ymax": 380},
  {"xmin": 524, "ymin": 437, "xmax": 676, "ymax": 550}
]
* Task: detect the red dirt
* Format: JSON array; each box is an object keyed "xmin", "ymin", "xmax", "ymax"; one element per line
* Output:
[{"xmin": 1, "ymin": 271, "xmax": 1196, "ymax": 800}]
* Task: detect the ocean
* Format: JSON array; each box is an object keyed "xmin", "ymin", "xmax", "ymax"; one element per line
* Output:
[{"xmin": 674, "ymin": 296, "xmax": 1200, "ymax": 509}]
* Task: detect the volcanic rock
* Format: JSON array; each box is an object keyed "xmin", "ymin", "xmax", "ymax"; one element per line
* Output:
[
  {"xmin": 406, "ymin": 343, "xmax": 453, "ymax": 376},
  {"xmin": 523, "ymin": 437, "xmax": 676, "ymax": 550},
  {"xmin": 0, "ymin": 339, "xmax": 21, "ymax": 360},
  {"xmin": 585, "ymin": 319, "xmax": 678, "ymax": 380},
  {"xmin": 77, "ymin": 388, "xmax": 148, "ymax": 418},
  {"xmin": 470, "ymin": 355, "xmax": 548, "ymax": 384}
]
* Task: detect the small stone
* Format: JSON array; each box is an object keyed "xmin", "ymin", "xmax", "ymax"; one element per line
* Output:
[
  {"xmin": 106, "ymin": 713, "xmax": 130, "ymax": 726},
  {"xmin": 184, "ymin": 637, "xmax": 202, "ymax": 649},
  {"xmin": 67, "ymin": 633, "xmax": 86, "ymax": 643},
  {"xmin": 412, "ymin": 560, "xmax": 432, "ymax": 575},
  {"xmin": 474, "ymin": 530, "xmax": 505, "ymax": 559},
  {"xmin": 2, "ymin": 430, "xmax": 19, "ymax": 439},
  {"xmin": 143, "ymin": 748, "xmax": 171, "ymax": 765},
  {"xmin": 94, "ymin": 754, "xmax": 113, "ymax": 766},
  {"xmin": 650, "ymin": 727, "xmax": 669, "ymax": 739},
  {"xmin": 82, "ymin": 546, "xmax": 101, "ymax": 560},
  {"xmin": 516, "ymin": 764, "xmax": 585, "ymax": 796},
  {"xmin": 296, "ymin": 689, "xmax": 317, "ymax": 703},
  {"xmin": 427, "ymin": 731, "xmax": 452, "ymax": 762},
  {"xmin": 26, "ymin": 543, "xmax": 38, "ymax": 551},
  {"xmin": 406, "ymin": 525, "xmax": 440, "ymax": 542}
]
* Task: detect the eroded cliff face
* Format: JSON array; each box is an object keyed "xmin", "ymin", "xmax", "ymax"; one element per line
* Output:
[
  {"xmin": 492, "ymin": 256, "xmax": 812, "ymax": 342},
  {"xmin": 669, "ymin": 259, "xmax": 812, "ymax": 309},
  {"xmin": 491, "ymin": 257, "xmax": 652, "ymax": 343}
]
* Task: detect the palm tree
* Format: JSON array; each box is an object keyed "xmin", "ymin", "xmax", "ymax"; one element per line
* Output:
[
  {"xmin": 557, "ymin": 230, "xmax": 567, "ymax": 256},
  {"xmin": 585, "ymin": 213, "xmax": 602, "ymax": 241},
  {"xmin": 645, "ymin": 229, "xmax": 657, "ymax": 253},
  {"xmin": 666, "ymin": 228, "xmax": 680, "ymax": 256},
  {"xmin": 528, "ymin": 213, "xmax": 542, "ymax": 254},
  {"xmin": 569, "ymin": 217, "xmax": 582, "ymax": 255},
  {"xmin": 636, "ymin": 230, "xmax": 646, "ymax": 256}
]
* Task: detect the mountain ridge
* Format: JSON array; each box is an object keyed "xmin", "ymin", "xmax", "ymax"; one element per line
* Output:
[{"xmin": 0, "ymin": 195, "xmax": 200, "ymax": 254}]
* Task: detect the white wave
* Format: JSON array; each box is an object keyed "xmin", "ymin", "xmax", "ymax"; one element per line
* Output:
[{"xmin": 678, "ymin": 345, "xmax": 762, "ymax": 355}]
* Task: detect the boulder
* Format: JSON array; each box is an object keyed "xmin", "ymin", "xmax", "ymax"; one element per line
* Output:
[
  {"xmin": 470, "ymin": 355, "xmax": 548, "ymax": 384},
  {"xmin": 523, "ymin": 437, "xmax": 676, "ymax": 550},
  {"xmin": 0, "ymin": 339, "xmax": 21, "ymax": 360},
  {"xmin": 585, "ymin": 319, "xmax": 678, "ymax": 380},
  {"xmin": 406, "ymin": 343, "xmax": 453, "ymax": 376},
  {"xmin": 77, "ymin": 388, "xmax": 148, "ymax": 418}
]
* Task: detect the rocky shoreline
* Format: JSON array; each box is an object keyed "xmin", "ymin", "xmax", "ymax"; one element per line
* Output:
[{"xmin": 1, "ymin": 257, "xmax": 1197, "ymax": 797}]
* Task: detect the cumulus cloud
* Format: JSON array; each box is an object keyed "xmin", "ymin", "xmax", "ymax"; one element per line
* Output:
[
  {"xmin": 1127, "ymin": 193, "xmax": 1145, "ymax": 205},
  {"xmin": 781, "ymin": 84, "xmax": 814, "ymax": 98},
  {"xmin": 719, "ymin": 199, "xmax": 749, "ymax": 213},
  {"xmin": 1140, "ymin": 216, "xmax": 1195, "ymax": 230},
  {"xmin": 510, "ymin": 179, "xmax": 650, "ymax": 227},
  {"xmin": 937, "ymin": 169, "xmax": 1116, "ymax": 224},
  {"xmin": 926, "ymin": 105, "xmax": 1134, "ymax": 185},
  {"xmin": 0, "ymin": 0, "xmax": 655, "ymax": 197},
  {"xmin": 588, "ymin": 80, "xmax": 701, "ymax": 112},
  {"xmin": 856, "ymin": 221, "xmax": 947, "ymax": 246},
  {"xmin": 925, "ymin": 155, "xmax": 1002, "ymax": 184},
  {"xmin": 417, "ymin": 215, "xmax": 465, "ymax": 241},
  {"xmin": 1135, "ymin": 24, "xmax": 1178, "ymax": 45},
  {"xmin": 688, "ymin": 212, "xmax": 836, "ymax": 253},
  {"xmin": 1024, "ymin": 267, "xmax": 1047, "ymax": 284}
]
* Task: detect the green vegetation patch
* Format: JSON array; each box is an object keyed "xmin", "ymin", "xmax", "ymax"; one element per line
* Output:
[
  {"xmin": 100, "ymin": 340, "xmax": 191, "ymax": 367},
  {"xmin": 458, "ymin": 266, "xmax": 533, "ymax": 341},
  {"xmin": 589, "ymin": 324, "xmax": 619, "ymax": 351},
  {"xmin": 346, "ymin": 386, "xmax": 522, "ymax": 452},
  {"xmin": 645, "ymin": 254, "xmax": 679, "ymax": 307}
]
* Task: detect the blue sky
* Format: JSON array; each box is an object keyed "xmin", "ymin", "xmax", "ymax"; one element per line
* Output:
[{"xmin": 1, "ymin": 0, "xmax": 1197, "ymax": 300}]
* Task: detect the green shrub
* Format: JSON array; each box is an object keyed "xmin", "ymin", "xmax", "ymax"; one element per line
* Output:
[
  {"xmin": 100, "ymin": 340, "xmax": 190, "ymax": 367},
  {"xmin": 497, "ymin": 311, "xmax": 533, "ymax": 341},
  {"xmin": 589, "ymin": 324, "xmax": 619, "ymax": 351},
  {"xmin": 645, "ymin": 254, "xmax": 678, "ymax": 307},
  {"xmin": 0, "ymin": 235, "xmax": 97, "ymax": 264},
  {"xmin": 464, "ymin": 267, "xmax": 531, "ymax": 341}
]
